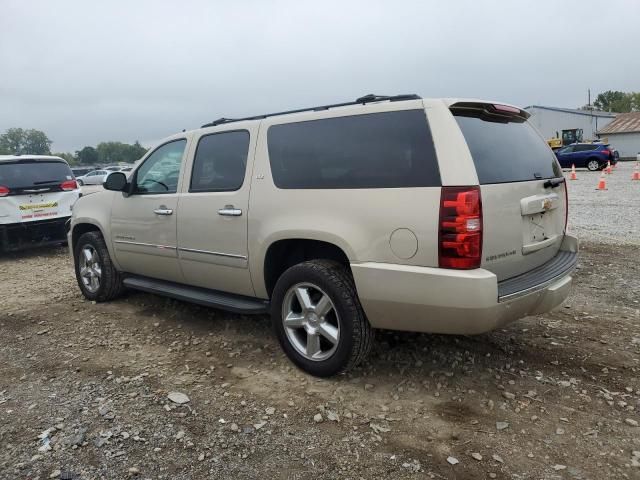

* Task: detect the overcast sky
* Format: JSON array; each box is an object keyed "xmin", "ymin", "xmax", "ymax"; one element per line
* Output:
[{"xmin": 1, "ymin": 0, "xmax": 639, "ymax": 152}]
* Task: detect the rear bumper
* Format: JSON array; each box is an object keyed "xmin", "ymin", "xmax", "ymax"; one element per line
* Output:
[
  {"xmin": 0, "ymin": 217, "xmax": 70, "ymax": 252},
  {"xmin": 351, "ymin": 234, "xmax": 578, "ymax": 335}
]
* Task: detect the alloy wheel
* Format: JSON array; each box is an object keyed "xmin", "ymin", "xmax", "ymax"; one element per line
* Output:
[
  {"xmin": 78, "ymin": 245, "xmax": 102, "ymax": 293},
  {"xmin": 282, "ymin": 283, "xmax": 340, "ymax": 361}
]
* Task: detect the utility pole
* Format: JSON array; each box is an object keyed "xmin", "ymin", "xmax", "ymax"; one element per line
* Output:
[{"xmin": 588, "ymin": 88, "xmax": 594, "ymax": 139}]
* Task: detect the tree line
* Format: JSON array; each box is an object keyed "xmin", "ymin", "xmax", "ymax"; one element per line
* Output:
[
  {"xmin": 581, "ymin": 90, "xmax": 640, "ymax": 113},
  {"xmin": 0, "ymin": 127, "xmax": 147, "ymax": 165}
]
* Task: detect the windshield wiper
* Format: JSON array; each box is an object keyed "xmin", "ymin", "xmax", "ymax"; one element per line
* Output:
[{"xmin": 544, "ymin": 177, "xmax": 566, "ymax": 189}]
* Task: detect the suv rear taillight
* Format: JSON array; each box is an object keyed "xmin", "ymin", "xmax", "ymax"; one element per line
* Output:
[
  {"xmin": 439, "ymin": 186, "xmax": 483, "ymax": 269},
  {"xmin": 0, "ymin": 185, "xmax": 9, "ymax": 197},
  {"xmin": 601, "ymin": 149, "xmax": 611, "ymax": 157},
  {"xmin": 60, "ymin": 180, "xmax": 78, "ymax": 191}
]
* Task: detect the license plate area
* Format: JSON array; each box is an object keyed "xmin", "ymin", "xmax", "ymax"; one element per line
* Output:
[{"xmin": 520, "ymin": 193, "xmax": 560, "ymax": 255}]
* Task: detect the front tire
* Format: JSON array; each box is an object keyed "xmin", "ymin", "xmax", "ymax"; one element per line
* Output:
[
  {"xmin": 271, "ymin": 260, "xmax": 373, "ymax": 377},
  {"xmin": 77, "ymin": 179, "xmax": 84, "ymax": 186},
  {"xmin": 74, "ymin": 231, "xmax": 123, "ymax": 302},
  {"xmin": 587, "ymin": 159, "xmax": 601, "ymax": 171}
]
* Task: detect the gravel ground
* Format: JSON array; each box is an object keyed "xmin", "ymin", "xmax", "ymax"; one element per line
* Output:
[
  {"xmin": 1, "ymin": 172, "xmax": 639, "ymax": 479},
  {"xmin": 565, "ymin": 161, "xmax": 640, "ymax": 245}
]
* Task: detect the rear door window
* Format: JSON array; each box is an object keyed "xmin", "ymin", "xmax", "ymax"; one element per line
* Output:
[
  {"xmin": 267, "ymin": 110, "xmax": 440, "ymax": 189},
  {"xmin": 453, "ymin": 108, "xmax": 561, "ymax": 184},
  {"xmin": 0, "ymin": 160, "xmax": 73, "ymax": 190},
  {"xmin": 190, "ymin": 131, "xmax": 249, "ymax": 192}
]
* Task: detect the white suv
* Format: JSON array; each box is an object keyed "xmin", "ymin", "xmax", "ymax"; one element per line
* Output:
[
  {"xmin": 0, "ymin": 155, "xmax": 80, "ymax": 252},
  {"xmin": 68, "ymin": 94, "xmax": 578, "ymax": 376}
]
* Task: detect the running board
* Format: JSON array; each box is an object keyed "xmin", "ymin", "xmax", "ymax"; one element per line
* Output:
[{"xmin": 122, "ymin": 276, "xmax": 269, "ymax": 315}]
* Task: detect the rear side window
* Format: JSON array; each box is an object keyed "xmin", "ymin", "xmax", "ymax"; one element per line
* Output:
[
  {"xmin": 453, "ymin": 110, "xmax": 561, "ymax": 184},
  {"xmin": 0, "ymin": 160, "xmax": 73, "ymax": 189},
  {"xmin": 267, "ymin": 110, "xmax": 440, "ymax": 189},
  {"xmin": 575, "ymin": 144, "xmax": 597, "ymax": 152},
  {"xmin": 190, "ymin": 131, "xmax": 249, "ymax": 192}
]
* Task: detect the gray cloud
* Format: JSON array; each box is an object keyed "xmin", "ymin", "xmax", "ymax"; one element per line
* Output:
[{"xmin": 2, "ymin": 0, "xmax": 639, "ymax": 152}]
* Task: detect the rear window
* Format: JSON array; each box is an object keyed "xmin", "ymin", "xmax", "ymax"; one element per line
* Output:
[
  {"xmin": 267, "ymin": 110, "xmax": 440, "ymax": 189},
  {"xmin": 0, "ymin": 160, "xmax": 73, "ymax": 189},
  {"xmin": 453, "ymin": 109, "xmax": 561, "ymax": 184}
]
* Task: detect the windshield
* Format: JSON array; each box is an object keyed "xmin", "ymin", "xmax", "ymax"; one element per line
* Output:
[{"xmin": 0, "ymin": 160, "xmax": 73, "ymax": 189}]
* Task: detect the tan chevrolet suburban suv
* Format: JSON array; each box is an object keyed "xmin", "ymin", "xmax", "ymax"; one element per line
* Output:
[{"xmin": 68, "ymin": 94, "xmax": 578, "ymax": 376}]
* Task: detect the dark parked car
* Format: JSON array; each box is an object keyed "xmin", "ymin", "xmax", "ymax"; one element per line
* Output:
[
  {"xmin": 555, "ymin": 143, "xmax": 617, "ymax": 171},
  {"xmin": 71, "ymin": 167, "xmax": 94, "ymax": 178}
]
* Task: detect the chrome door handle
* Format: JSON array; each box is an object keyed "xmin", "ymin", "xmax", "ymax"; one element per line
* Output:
[
  {"xmin": 218, "ymin": 205, "xmax": 242, "ymax": 216},
  {"xmin": 154, "ymin": 206, "xmax": 173, "ymax": 215}
]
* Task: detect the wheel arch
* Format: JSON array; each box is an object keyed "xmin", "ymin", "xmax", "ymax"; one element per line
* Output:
[
  {"xmin": 262, "ymin": 238, "xmax": 352, "ymax": 299},
  {"xmin": 71, "ymin": 222, "xmax": 105, "ymax": 252}
]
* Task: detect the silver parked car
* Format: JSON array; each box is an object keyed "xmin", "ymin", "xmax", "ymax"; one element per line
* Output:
[
  {"xmin": 76, "ymin": 169, "xmax": 108, "ymax": 186},
  {"xmin": 68, "ymin": 94, "xmax": 577, "ymax": 377}
]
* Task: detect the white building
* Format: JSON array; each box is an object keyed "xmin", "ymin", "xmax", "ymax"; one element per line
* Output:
[
  {"xmin": 597, "ymin": 112, "xmax": 640, "ymax": 160},
  {"xmin": 524, "ymin": 105, "xmax": 616, "ymax": 141}
]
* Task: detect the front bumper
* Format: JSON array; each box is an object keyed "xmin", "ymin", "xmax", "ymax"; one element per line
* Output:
[
  {"xmin": 0, "ymin": 217, "xmax": 70, "ymax": 253},
  {"xmin": 351, "ymin": 235, "xmax": 578, "ymax": 335}
]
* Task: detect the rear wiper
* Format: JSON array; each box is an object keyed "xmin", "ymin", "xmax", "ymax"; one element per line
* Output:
[{"xmin": 543, "ymin": 177, "xmax": 565, "ymax": 189}]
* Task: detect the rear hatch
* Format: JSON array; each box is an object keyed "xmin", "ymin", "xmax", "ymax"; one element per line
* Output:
[
  {"xmin": 451, "ymin": 102, "xmax": 567, "ymax": 281},
  {"xmin": 0, "ymin": 159, "xmax": 79, "ymax": 224}
]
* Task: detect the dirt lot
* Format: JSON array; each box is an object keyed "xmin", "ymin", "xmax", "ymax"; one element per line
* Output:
[
  {"xmin": 0, "ymin": 241, "xmax": 639, "ymax": 480},
  {"xmin": 2, "ymin": 164, "xmax": 640, "ymax": 479}
]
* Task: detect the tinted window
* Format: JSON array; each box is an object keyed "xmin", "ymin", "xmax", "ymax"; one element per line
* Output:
[
  {"xmin": 575, "ymin": 144, "xmax": 597, "ymax": 152},
  {"xmin": 454, "ymin": 111, "xmax": 561, "ymax": 184},
  {"xmin": 190, "ymin": 131, "xmax": 249, "ymax": 192},
  {"xmin": 135, "ymin": 140, "xmax": 186, "ymax": 194},
  {"xmin": 0, "ymin": 160, "xmax": 73, "ymax": 189},
  {"xmin": 558, "ymin": 146, "xmax": 574, "ymax": 154},
  {"xmin": 267, "ymin": 110, "xmax": 440, "ymax": 189}
]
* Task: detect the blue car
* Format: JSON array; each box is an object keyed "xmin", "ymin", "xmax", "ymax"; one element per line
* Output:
[{"xmin": 555, "ymin": 143, "xmax": 616, "ymax": 171}]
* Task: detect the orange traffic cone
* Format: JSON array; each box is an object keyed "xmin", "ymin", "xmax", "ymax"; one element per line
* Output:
[
  {"xmin": 569, "ymin": 164, "xmax": 577, "ymax": 180},
  {"xmin": 605, "ymin": 161, "xmax": 612, "ymax": 174},
  {"xmin": 632, "ymin": 163, "xmax": 640, "ymax": 181},
  {"xmin": 596, "ymin": 172, "xmax": 607, "ymax": 190}
]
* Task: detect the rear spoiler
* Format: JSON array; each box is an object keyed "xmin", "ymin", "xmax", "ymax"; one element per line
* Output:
[{"xmin": 450, "ymin": 101, "xmax": 530, "ymax": 122}]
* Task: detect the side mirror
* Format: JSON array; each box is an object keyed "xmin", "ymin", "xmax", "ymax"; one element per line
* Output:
[{"xmin": 103, "ymin": 172, "xmax": 128, "ymax": 192}]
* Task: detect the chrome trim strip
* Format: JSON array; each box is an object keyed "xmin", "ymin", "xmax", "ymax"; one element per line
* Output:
[
  {"xmin": 23, "ymin": 188, "xmax": 51, "ymax": 193},
  {"xmin": 114, "ymin": 240, "xmax": 177, "ymax": 250},
  {"xmin": 178, "ymin": 247, "xmax": 247, "ymax": 260}
]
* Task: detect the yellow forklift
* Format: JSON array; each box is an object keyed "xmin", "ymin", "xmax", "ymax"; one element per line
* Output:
[{"xmin": 547, "ymin": 128, "xmax": 583, "ymax": 150}]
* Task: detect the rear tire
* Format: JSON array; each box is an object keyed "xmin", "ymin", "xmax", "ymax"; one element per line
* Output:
[
  {"xmin": 587, "ymin": 159, "xmax": 601, "ymax": 171},
  {"xmin": 77, "ymin": 179, "xmax": 84, "ymax": 186},
  {"xmin": 74, "ymin": 231, "xmax": 123, "ymax": 302},
  {"xmin": 271, "ymin": 260, "xmax": 373, "ymax": 377}
]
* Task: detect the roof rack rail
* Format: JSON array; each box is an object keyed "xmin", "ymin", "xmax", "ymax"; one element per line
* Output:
[{"xmin": 201, "ymin": 93, "xmax": 421, "ymax": 128}]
